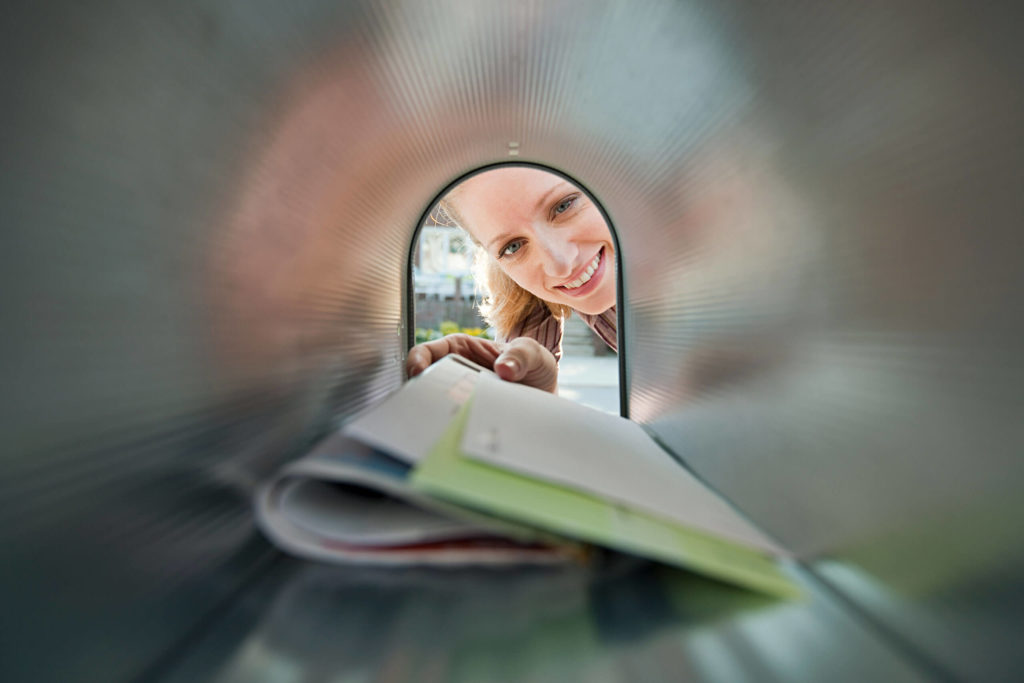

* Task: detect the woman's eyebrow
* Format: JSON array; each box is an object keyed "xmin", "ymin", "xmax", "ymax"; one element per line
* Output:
[
  {"xmin": 486, "ymin": 232, "xmax": 515, "ymax": 251},
  {"xmin": 533, "ymin": 182, "xmax": 572, "ymax": 213}
]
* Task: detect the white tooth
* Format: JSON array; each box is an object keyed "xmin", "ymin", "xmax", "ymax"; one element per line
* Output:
[{"xmin": 564, "ymin": 253, "xmax": 603, "ymax": 289}]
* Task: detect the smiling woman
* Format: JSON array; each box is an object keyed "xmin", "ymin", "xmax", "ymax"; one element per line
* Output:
[{"xmin": 408, "ymin": 166, "xmax": 618, "ymax": 394}]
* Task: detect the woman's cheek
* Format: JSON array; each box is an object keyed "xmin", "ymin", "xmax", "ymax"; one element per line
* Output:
[
  {"xmin": 506, "ymin": 266, "xmax": 536, "ymax": 295},
  {"xmin": 509, "ymin": 270, "xmax": 530, "ymax": 291}
]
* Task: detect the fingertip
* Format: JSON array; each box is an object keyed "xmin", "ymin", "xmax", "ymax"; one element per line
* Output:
[
  {"xmin": 495, "ymin": 357, "xmax": 520, "ymax": 381},
  {"xmin": 406, "ymin": 349, "xmax": 427, "ymax": 377}
]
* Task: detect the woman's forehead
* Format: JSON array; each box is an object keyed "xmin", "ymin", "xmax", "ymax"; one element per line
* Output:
[
  {"xmin": 454, "ymin": 167, "xmax": 573, "ymax": 201},
  {"xmin": 444, "ymin": 167, "xmax": 581, "ymax": 241}
]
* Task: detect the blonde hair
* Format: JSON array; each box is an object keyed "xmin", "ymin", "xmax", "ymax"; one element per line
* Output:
[{"xmin": 438, "ymin": 198, "xmax": 571, "ymax": 339}]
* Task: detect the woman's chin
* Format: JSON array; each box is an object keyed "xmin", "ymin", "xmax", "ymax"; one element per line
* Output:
[{"xmin": 567, "ymin": 288, "xmax": 616, "ymax": 315}]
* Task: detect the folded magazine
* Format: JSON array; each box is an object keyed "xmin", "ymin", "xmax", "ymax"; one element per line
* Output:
[{"xmin": 256, "ymin": 355, "xmax": 800, "ymax": 598}]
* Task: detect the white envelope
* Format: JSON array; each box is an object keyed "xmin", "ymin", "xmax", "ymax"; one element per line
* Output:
[
  {"xmin": 344, "ymin": 355, "xmax": 490, "ymax": 463},
  {"xmin": 460, "ymin": 373, "xmax": 785, "ymax": 555}
]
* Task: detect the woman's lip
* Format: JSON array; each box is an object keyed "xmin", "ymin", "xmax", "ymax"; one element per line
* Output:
[{"xmin": 554, "ymin": 247, "xmax": 606, "ymax": 298}]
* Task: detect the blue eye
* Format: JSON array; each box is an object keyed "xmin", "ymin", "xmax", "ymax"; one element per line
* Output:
[
  {"xmin": 553, "ymin": 195, "xmax": 578, "ymax": 216},
  {"xmin": 501, "ymin": 239, "xmax": 524, "ymax": 257}
]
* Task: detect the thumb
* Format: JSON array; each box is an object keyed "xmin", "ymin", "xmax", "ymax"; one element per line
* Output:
[
  {"xmin": 494, "ymin": 352, "xmax": 525, "ymax": 382},
  {"xmin": 492, "ymin": 338, "xmax": 558, "ymax": 392}
]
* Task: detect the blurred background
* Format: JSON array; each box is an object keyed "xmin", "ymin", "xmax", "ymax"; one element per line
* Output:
[
  {"xmin": 413, "ymin": 216, "xmax": 488, "ymax": 341},
  {"xmin": 2, "ymin": 0, "xmax": 1022, "ymax": 681}
]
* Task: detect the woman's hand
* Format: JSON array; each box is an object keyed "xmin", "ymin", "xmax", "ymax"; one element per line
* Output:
[{"xmin": 406, "ymin": 334, "xmax": 558, "ymax": 393}]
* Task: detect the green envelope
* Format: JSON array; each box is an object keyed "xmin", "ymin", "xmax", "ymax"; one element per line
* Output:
[{"xmin": 410, "ymin": 398, "xmax": 802, "ymax": 599}]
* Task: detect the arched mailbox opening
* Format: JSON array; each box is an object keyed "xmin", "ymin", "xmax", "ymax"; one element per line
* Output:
[{"xmin": 408, "ymin": 163, "xmax": 626, "ymax": 415}]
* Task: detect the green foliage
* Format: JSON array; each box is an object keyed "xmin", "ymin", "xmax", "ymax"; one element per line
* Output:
[
  {"xmin": 414, "ymin": 328, "xmax": 443, "ymax": 344},
  {"xmin": 415, "ymin": 323, "xmax": 493, "ymax": 345}
]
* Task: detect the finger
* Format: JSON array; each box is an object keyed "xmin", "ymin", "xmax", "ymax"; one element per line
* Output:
[
  {"xmin": 406, "ymin": 337, "xmax": 458, "ymax": 377},
  {"xmin": 406, "ymin": 334, "xmax": 501, "ymax": 377},
  {"xmin": 405, "ymin": 344, "xmax": 434, "ymax": 377},
  {"xmin": 494, "ymin": 354, "xmax": 525, "ymax": 382},
  {"xmin": 495, "ymin": 337, "xmax": 558, "ymax": 392}
]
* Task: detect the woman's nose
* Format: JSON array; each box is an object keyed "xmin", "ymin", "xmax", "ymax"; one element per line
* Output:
[{"xmin": 539, "ymin": 234, "xmax": 578, "ymax": 279}]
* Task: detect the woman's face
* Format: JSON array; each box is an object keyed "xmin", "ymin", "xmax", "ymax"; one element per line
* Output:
[{"xmin": 451, "ymin": 167, "xmax": 616, "ymax": 315}]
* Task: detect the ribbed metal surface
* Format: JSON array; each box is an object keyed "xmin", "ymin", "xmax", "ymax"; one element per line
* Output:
[
  {"xmin": 621, "ymin": 4, "xmax": 1024, "ymax": 680},
  {"xmin": 161, "ymin": 559, "xmax": 929, "ymax": 683},
  {"xmin": 2, "ymin": 0, "xmax": 1022, "ymax": 681}
]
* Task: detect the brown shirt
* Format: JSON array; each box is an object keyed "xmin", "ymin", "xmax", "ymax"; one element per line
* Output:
[{"xmin": 503, "ymin": 301, "xmax": 617, "ymax": 362}]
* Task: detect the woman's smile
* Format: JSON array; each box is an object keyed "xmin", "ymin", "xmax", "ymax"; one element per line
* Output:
[{"xmin": 554, "ymin": 246, "xmax": 607, "ymax": 298}]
